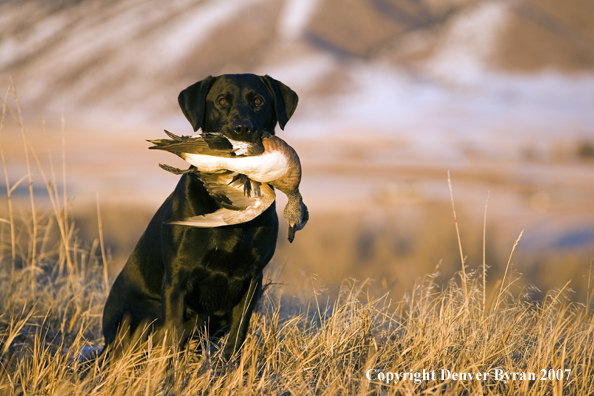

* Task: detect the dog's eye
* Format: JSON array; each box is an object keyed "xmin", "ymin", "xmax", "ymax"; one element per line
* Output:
[
  {"xmin": 218, "ymin": 98, "xmax": 228, "ymax": 106},
  {"xmin": 254, "ymin": 98, "xmax": 263, "ymax": 106}
]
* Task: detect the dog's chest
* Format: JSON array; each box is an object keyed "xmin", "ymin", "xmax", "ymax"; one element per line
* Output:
[
  {"xmin": 182, "ymin": 243, "xmax": 260, "ymax": 313},
  {"xmin": 185, "ymin": 271, "xmax": 249, "ymax": 314}
]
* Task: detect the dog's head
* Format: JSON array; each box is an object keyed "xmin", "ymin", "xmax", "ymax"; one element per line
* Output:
[{"xmin": 178, "ymin": 74, "xmax": 298, "ymax": 143}]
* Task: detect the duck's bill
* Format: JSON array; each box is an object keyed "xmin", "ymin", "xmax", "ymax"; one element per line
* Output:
[{"xmin": 288, "ymin": 225, "xmax": 296, "ymax": 243}]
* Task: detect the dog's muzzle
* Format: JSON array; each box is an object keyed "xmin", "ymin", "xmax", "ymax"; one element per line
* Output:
[
  {"xmin": 229, "ymin": 120, "xmax": 262, "ymax": 143},
  {"xmin": 232, "ymin": 120, "xmax": 254, "ymax": 135}
]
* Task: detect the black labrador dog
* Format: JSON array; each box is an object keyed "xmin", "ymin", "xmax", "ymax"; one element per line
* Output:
[{"xmin": 102, "ymin": 74, "xmax": 298, "ymax": 359}]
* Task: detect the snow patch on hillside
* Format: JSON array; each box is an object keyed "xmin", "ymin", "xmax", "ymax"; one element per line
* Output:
[
  {"xmin": 427, "ymin": 1, "xmax": 509, "ymax": 83},
  {"xmin": 279, "ymin": 0, "xmax": 319, "ymax": 40}
]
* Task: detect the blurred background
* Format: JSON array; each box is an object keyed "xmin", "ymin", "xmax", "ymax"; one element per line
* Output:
[{"xmin": 1, "ymin": 0, "xmax": 593, "ymax": 300}]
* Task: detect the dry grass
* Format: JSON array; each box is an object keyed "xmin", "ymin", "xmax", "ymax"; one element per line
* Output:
[{"xmin": 2, "ymin": 87, "xmax": 594, "ymax": 395}]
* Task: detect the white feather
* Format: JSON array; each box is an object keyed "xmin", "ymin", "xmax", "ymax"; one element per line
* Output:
[
  {"xmin": 182, "ymin": 151, "xmax": 288, "ymax": 183},
  {"xmin": 228, "ymin": 139, "xmax": 250, "ymax": 156}
]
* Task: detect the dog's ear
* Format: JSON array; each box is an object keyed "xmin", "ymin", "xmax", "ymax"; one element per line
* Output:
[
  {"xmin": 178, "ymin": 76, "xmax": 215, "ymax": 132},
  {"xmin": 260, "ymin": 75, "xmax": 298, "ymax": 131}
]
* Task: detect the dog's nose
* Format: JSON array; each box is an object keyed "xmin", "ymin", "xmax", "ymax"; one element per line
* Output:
[{"xmin": 232, "ymin": 120, "xmax": 254, "ymax": 135}]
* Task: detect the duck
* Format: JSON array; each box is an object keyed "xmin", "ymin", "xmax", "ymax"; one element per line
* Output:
[
  {"xmin": 158, "ymin": 163, "xmax": 275, "ymax": 228},
  {"xmin": 149, "ymin": 130, "xmax": 308, "ymax": 242}
]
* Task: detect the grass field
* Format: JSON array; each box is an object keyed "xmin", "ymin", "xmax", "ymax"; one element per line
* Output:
[
  {"xmin": 2, "ymin": 204, "xmax": 594, "ymax": 395},
  {"xmin": 2, "ymin": 87, "xmax": 594, "ymax": 395}
]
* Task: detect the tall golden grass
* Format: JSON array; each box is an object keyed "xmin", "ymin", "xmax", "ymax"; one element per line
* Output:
[{"xmin": 2, "ymin": 85, "xmax": 594, "ymax": 395}]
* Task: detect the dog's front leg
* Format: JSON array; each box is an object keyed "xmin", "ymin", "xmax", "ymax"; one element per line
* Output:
[
  {"xmin": 223, "ymin": 274, "xmax": 262, "ymax": 360},
  {"xmin": 160, "ymin": 271, "xmax": 189, "ymax": 347}
]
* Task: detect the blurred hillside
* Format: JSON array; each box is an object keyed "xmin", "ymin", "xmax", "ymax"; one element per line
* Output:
[
  {"xmin": 2, "ymin": 0, "xmax": 594, "ymax": 120},
  {"xmin": 1, "ymin": 0, "xmax": 594, "ymax": 298}
]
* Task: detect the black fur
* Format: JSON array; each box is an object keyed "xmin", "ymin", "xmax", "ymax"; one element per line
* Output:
[{"xmin": 102, "ymin": 74, "xmax": 298, "ymax": 360}]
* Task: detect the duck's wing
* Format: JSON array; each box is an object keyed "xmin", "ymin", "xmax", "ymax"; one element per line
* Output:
[
  {"xmin": 149, "ymin": 131, "xmax": 237, "ymax": 158},
  {"xmin": 199, "ymin": 132, "xmax": 265, "ymax": 156},
  {"xmin": 201, "ymin": 132, "xmax": 235, "ymax": 151},
  {"xmin": 199, "ymin": 171, "xmax": 258, "ymax": 210},
  {"xmin": 149, "ymin": 130, "xmax": 265, "ymax": 157},
  {"xmin": 167, "ymin": 172, "xmax": 275, "ymax": 227}
]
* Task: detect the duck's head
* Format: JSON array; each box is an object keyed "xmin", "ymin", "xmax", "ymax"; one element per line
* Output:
[{"xmin": 284, "ymin": 192, "xmax": 309, "ymax": 243}]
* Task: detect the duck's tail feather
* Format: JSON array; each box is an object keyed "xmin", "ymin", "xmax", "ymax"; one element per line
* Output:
[
  {"xmin": 164, "ymin": 129, "xmax": 184, "ymax": 140},
  {"xmin": 159, "ymin": 163, "xmax": 198, "ymax": 175}
]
